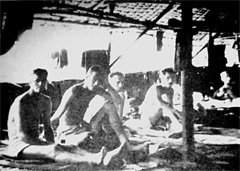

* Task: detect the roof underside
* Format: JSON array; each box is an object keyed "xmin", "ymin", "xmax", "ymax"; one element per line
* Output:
[
  {"xmin": 1, "ymin": 0, "xmax": 239, "ymax": 43},
  {"xmin": 2, "ymin": 0, "xmax": 239, "ymax": 30},
  {"xmin": 32, "ymin": 0, "xmax": 239, "ymax": 32}
]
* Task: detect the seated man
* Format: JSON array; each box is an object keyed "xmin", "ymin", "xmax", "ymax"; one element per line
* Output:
[
  {"xmin": 36, "ymin": 69, "xmax": 61, "ymax": 116},
  {"xmin": 51, "ymin": 65, "xmax": 128, "ymax": 166},
  {"xmin": 213, "ymin": 70, "xmax": 238, "ymax": 100},
  {"xmin": 109, "ymin": 71, "xmax": 126, "ymax": 120},
  {"xmin": 5, "ymin": 68, "xmax": 105, "ymax": 165},
  {"xmin": 125, "ymin": 68, "xmax": 182, "ymax": 137},
  {"xmin": 109, "ymin": 72, "xmax": 143, "ymax": 120},
  {"xmin": 195, "ymin": 70, "xmax": 240, "ymax": 117}
]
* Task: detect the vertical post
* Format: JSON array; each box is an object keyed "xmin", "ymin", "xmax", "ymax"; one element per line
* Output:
[{"xmin": 179, "ymin": 2, "xmax": 195, "ymax": 162}]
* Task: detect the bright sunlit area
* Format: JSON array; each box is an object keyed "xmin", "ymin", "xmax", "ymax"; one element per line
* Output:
[
  {"xmin": 0, "ymin": 20, "xmax": 110, "ymax": 83},
  {"xmin": 0, "ymin": 20, "xmax": 176, "ymax": 83},
  {"xmin": 0, "ymin": 20, "xmax": 238, "ymax": 83}
]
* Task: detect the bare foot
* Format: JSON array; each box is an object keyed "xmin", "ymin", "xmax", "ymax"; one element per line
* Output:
[
  {"xmin": 168, "ymin": 131, "xmax": 182, "ymax": 139},
  {"xmin": 103, "ymin": 144, "xmax": 125, "ymax": 166},
  {"xmin": 92, "ymin": 146, "xmax": 107, "ymax": 165},
  {"xmin": 128, "ymin": 141, "xmax": 150, "ymax": 151}
]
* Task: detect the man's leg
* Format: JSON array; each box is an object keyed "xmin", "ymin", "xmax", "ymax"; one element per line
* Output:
[
  {"xmin": 89, "ymin": 101, "xmax": 128, "ymax": 166},
  {"xmin": 103, "ymin": 101, "xmax": 127, "ymax": 144},
  {"xmin": 21, "ymin": 144, "xmax": 105, "ymax": 165},
  {"xmin": 102, "ymin": 101, "xmax": 128, "ymax": 166},
  {"xmin": 89, "ymin": 101, "xmax": 127, "ymax": 144}
]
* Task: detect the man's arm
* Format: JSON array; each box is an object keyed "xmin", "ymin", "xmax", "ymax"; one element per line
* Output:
[
  {"xmin": 50, "ymin": 88, "xmax": 74, "ymax": 127},
  {"xmin": 227, "ymin": 88, "xmax": 238, "ymax": 99},
  {"xmin": 156, "ymin": 87, "xmax": 173, "ymax": 110},
  {"xmin": 213, "ymin": 86, "xmax": 238, "ymax": 100},
  {"xmin": 213, "ymin": 87, "xmax": 224, "ymax": 99},
  {"xmin": 42, "ymin": 97, "xmax": 55, "ymax": 143},
  {"xmin": 11, "ymin": 99, "xmax": 26, "ymax": 141},
  {"xmin": 156, "ymin": 87, "xmax": 181, "ymax": 116}
]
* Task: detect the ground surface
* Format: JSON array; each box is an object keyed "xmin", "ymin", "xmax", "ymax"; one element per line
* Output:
[{"xmin": 0, "ymin": 127, "xmax": 239, "ymax": 171}]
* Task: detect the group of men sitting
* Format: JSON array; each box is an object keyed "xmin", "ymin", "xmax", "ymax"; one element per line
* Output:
[{"xmin": 3, "ymin": 65, "xmax": 188, "ymax": 167}]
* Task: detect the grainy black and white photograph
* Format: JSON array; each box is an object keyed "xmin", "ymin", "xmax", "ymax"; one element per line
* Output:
[{"xmin": 0, "ymin": 0, "xmax": 239, "ymax": 170}]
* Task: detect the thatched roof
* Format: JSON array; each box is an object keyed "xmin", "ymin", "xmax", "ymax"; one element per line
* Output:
[{"xmin": 1, "ymin": 0, "xmax": 239, "ymax": 55}]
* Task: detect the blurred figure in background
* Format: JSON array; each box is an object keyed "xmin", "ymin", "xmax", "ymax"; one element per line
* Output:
[{"xmin": 213, "ymin": 70, "xmax": 238, "ymax": 100}]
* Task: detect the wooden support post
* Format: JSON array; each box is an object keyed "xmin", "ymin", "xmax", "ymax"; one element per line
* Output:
[
  {"xmin": 181, "ymin": 71, "xmax": 195, "ymax": 162},
  {"xmin": 178, "ymin": 2, "xmax": 195, "ymax": 162}
]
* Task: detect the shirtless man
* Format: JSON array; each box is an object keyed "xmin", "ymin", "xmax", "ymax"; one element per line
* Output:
[
  {"xmin": 213, "ymin": 70, "xmax": 238, "ymax": 100},
  {"xmin": 125, "ymin": 68, "xmax": 182, "ymax": 137},
  {"xmin": 109, "ymin": 72, "xmax": 143, "ymax": 120},
  {"xmin": 6, "ymin": 68, "xmax": 104, "ymax": 165},
  {"xmin": 51, "ymin": 65, "xmax": 128, "ymax": 166},
  {"xmin": 141, "ymin": 68, "xmax": 182, "ymax": 131}
]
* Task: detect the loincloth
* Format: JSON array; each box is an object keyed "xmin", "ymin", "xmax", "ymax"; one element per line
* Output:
[
  {"xmin": 56, "ymin": 95, "xmax": 108, "ymax": 145},
  {"xmin": 3, "ymin": 138, "xmax": 30, "ymax": 159},
  {"xmin": 56, "ymin": 125, "xmax": 89, "ymax": 146}
]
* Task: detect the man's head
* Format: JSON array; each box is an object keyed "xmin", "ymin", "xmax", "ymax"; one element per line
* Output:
[
  {"xmin": 85, "ymin": 65, "xmax": 107, "ymax": 90},
  {"xmin": 109, "ymin": 72, "xmax": 125, "ymax": 92},
  {"xmin": 220, "ymin": 71, "xmax": 231, "ymax": 84},
  {"xmin": 29, "ymin": 68, "xmax": 48, "ymax": 93},
  {"xmin": 159, "ymin": 68, "xmax": 176, "ymax": 88}
]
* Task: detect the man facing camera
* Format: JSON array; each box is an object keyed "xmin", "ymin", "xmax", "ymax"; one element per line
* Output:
[{"xmin": 6, "ymin": 68, "xmax": 105, "ymax": 165}]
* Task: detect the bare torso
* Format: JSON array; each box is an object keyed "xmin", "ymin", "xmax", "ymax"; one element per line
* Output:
[
  {"xmin": 148, "ymin": 85, "xmax": 174, "ymax": 126},
  {"xmin": 8, "ymin": 91, "xmax": 51, "ymax": 143},
  {"xmin": 59, "ymin": 83, "xmax": 96, "ymax": 127}
]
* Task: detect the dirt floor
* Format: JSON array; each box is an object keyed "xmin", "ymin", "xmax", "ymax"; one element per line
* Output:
[
  {"xmin": 0, "ymin": 145, "xmax": 239, "ymax": 171},
  {"xmin": 0, "ymin": 127, "xmax": 239, "ymax": 171}
]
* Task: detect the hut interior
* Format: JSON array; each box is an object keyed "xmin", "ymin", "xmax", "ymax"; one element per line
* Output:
[{"xmin": 0, "ymin": 1, "xmax": 239, "ymax": 171}]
